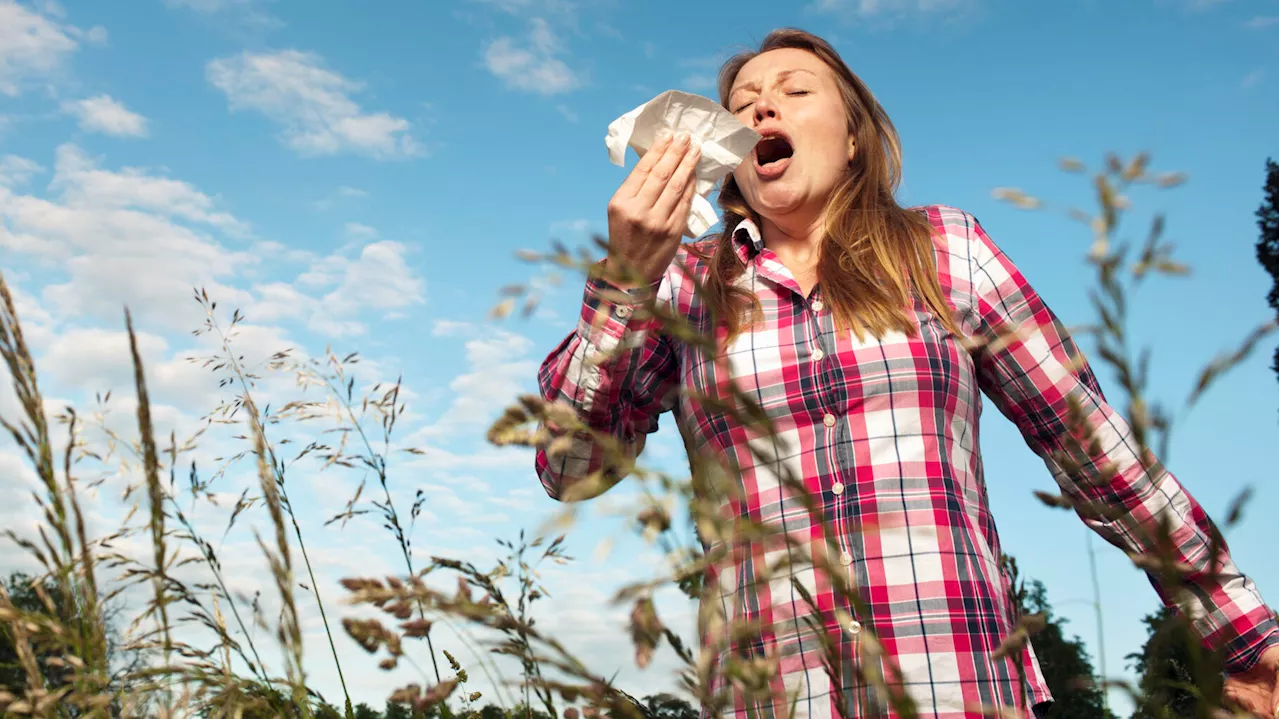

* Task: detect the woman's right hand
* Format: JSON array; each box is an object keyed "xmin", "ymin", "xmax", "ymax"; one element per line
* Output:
[{"xmin": 603, "ymin": 129, "xmax": 701, "ymax": 289}]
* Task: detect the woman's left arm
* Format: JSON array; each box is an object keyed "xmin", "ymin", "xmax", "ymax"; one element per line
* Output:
[{"xmin": 960, "ymin": 211, "xmax": 1278, "ymax": 708}]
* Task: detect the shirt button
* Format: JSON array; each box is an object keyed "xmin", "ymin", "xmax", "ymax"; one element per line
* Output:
[
  {"xmin": 811, "ymin": 300, "xmax": 824, "ymax": 312},
  {"xmin": 846, "ymin": 619, "xmax": 862, "ymax": 636},
  {"xmin": 832, "ymin": 482, "xmax": 844, "ymax": 495},
  {"xmin": 823, "ymin": 413, "xmax": 836, "ymax": 427},
  {"xmin": 615, "ymin": 305, "xmax": 633, "ymax": 319},
  {"xmin": 840, "ymin": 551, "xmax": 853, "ymax": 566},
  {"xmin": 811, "ymin": 347, "xmax": 825, "ymax": 362}
]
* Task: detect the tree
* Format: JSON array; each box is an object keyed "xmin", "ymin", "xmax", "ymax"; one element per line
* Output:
[
  {"xmin": 1, "ymin": 570, "xmax": 147, "ymax": 715},
  {"xmin": 1002, "ymin": 556, "xmax": 1116, "ymax": 718},
  {"xmin": 642, "ymin": 693, "xmax": 699, "ymax": 719},
  {"xmin": 1255, "ymin": 158, "xmax": 1278, "ymax": 375},
  {"xmin": 353, "ymin": 702, "xmax": 384, "ymax": 719},
  {"xmin": 1125, "ymin": 605, "xmax": 1225, "ymax": 719},
  {"xmin": 385, "ymin": 700, "xmax": 415, "ymax": 719}
]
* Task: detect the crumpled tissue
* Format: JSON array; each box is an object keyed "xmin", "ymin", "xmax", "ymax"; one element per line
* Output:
[{"xmin": 605, "ymin": 90, "xmax": 761, "ymax": 238}]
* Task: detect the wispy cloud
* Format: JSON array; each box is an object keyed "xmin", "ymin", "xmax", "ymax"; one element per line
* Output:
[
  {"xmin": 471, "ymin": 0, "xmax": 576, "ymax": 18},
  {"xmin": 295, "ymin": 234, "xmax": 426, "ymax": 335},
  {"xmin": 313, "ymin": 185, "xmax": 368, "ymax": 211},
  {"xmin": 412, "ymin": 328, "xmax": 538, "ymax": 438},
  {"xmin": 343, "ymin": 221, "xmax": 378, "ymax": 241},
  {"xmin": 809, "ymin": 0, "xmax": 969, "ymax": 18},
  {"xmin": 555, "ymin": 103, "xmax": 579, "ymax": 123},
  {"xmin": 1245, "ymin": 15, "xmax": 1278, "ymax": 28},
  {"xmin": 675, "ymin": 51, "xmax": 736, "ymax": 93},
  {"xmin": 161, "ymin": 0, "xmax": 282, "ymax": 31},
  {"xmin": 549, "ymin": 217, "xmax": 593, "ymax": 236},
  {"xmin": 0, "ymin": 154, "xmax": 44, "ymax": 187},
  {"xmin": 61, "ymin": 94, "xmax": 150, "ymax": 138},
  {"xmin": 207, "ymin": 49, "xmax": 422, "ymax": 160},
  {"xmin": 0, "ymin": 143, "xmax": 254, "ymax": 332},
  {"xmin": 483, "ymin": 18, "xmax": 582, "ymax": 95},
  {"xmin": 0, "ymin": 0, "xmax": 106, "ymax": 96}
]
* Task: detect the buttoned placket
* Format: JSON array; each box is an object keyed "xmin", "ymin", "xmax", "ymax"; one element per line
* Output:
[
  {"xmin": 810, "ymin": 290, "xmax": 862, "ymax": 639},
  {"xmin": 809, "ymin": 292, "xmax": 842, "ymax": 493},
  {"xmin": 732, "ymin": 218, "xmax": 863, "ymax": 642}
]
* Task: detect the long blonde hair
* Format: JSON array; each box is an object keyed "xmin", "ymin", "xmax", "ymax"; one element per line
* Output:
[{"xmin": 697, "ymin": 28, "xmax": 961, "ymax": 343}]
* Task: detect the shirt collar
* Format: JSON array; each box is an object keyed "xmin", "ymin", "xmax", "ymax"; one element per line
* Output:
[{"xmin": 730, "ymin": 216, "xmax": 764, "ymax": 263}]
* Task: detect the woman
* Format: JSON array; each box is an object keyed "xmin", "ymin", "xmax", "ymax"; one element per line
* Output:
[{"xmin": 533, "ymin": 28, "xmax": 1278, "ymax": 719}]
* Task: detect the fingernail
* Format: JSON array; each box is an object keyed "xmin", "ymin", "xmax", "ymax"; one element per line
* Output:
[
  {"xmin": 657, "ymin": 129, "xmax": 673, "ymax": 141},
  {"xmin": 676, "ymin": 131, "xmax": 691, "ymax": 145}
]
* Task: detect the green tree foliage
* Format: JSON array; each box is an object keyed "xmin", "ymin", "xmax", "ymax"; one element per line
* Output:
[
  {"xmin": 1, "ymin": 570, "xmax": 146, "ymax": 716},
  {"xmin": 1125, "ymin": 605, "xmax": 1226, "ymax": 719},
  {"xmin": 1002, "ymin": 557, "xmax": 1116, "ymax": 718},
  {"xmin": 384, "ymin": 700, "xmax": 414, "ymax": 719},
  {"xmin": 641, "ymin": 693, "xmax": 699, "ymax": 719},
  {"xmin": 0, "ymin": 572, "xmax": 68, "ymax": 695},
  {"xmin": 1256, "ymin": 158, "xmax": 1278, "ymax": 375}
]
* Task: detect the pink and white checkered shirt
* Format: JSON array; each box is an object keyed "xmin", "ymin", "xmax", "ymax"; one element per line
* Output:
[{"xmin": 534, "ymin": 205, "xmax": 1277, "ymax": 718}]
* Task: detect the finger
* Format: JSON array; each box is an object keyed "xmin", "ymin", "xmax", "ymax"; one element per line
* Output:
[
  {"xmin": 616, "ymin": 131, "xmax": 675, "ymax": 199},
  {"xmin": 636, "ymin": 132, "xmax": 692, "ymax": 205},
  {"xmin": 669, "ymin": 175, "xmax": 698, "ymax": 237},
  {"xmin": 654, "ymin": 143, "xmax": 701, "ymax": 221}
]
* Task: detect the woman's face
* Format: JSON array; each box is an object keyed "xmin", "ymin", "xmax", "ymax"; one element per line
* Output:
[{"xmin": 728, "ymin": 48, "xmax": 856, "ymax": 226}]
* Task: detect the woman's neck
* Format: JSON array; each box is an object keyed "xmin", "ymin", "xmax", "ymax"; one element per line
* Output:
[
  {"xmin": 762, "ymin": 212, "xmax": 824, "ymax": 266},
  {"xmin": 760, "ymin": 212, "xmax": 825, "ymax": 295}
]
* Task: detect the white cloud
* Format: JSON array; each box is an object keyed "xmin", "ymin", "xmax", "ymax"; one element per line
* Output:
[
  {"xmin": 0, "ymin": 143, "xmax": 255, "ymax": 332},
  {"xmin": 432, "ymin": 319, "xmax": 475, "ymax": 337},
  {"xmin": 313, "ymin": 185, "xmax": 367, "ymax": 211},
  {"xmin": 49, "ymin": 144, "xmax": 245, "ymax": 231},
  {"xmin": 549, "ymin": 218, "xmax": 593, "ymax": 236},
  {"xmin": 61, "ymin": 94, "xmax": 150, "ymax": 138},
  {"xmin": 471, "ymin": 0, "xmax": 576, "ymax": 16},
  {"xmin": 414, "ymin": 329, "xmax": 537, "ymax": 438},
  {"xmin": 343, "ymin": 221, "xmax": 378, "ymax": 241},
  {"xmin": 1246, "ymin": 15, "xmax": 1278, "ymax": 28},
  {"xmin": 161, "ymin": 0, "xmax": 282, "ymax": 32},
  {"xmin": 164, "ymin": 0, "xmax": 255, "ymax": 11},
  {"xmin": 0, "ymin": 154, "xmax": 43, "ymax": 187},
  {"xmin": 245, "ymin": 234, "xmax": 425, "ymax": 337},
  {"xmin": 0, "ymin": 0, "xmax": 104, "ymax": 96},
  {"xmin": 810, "ymin": 0, "xmax": 968, "ymax": 17},
  {"xmin": 680, "ymin": 74, "xmax": 715, "ymax": 91},
  {"xmin": 323, "ymin": 240, "xmax": 424, "ymax": 312},
  {"xmin": 483, "ymin": 18, "xmax": 581, "ymax": 96},
  {"xmin": 31, "ymin": 325, "xmax": 232, "ymax": 413},
  {"xmin": 207, "ymin": 49, "xmax": 422, "ymax": 160},
  {"xmin": 675, "ymin": 52, "xmax": 732, "ymax": 94}
]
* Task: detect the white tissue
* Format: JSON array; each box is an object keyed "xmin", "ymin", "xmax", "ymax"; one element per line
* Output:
[{"xmin": 605, "ymin": 90, "xmax": 761, "ymax": 238}]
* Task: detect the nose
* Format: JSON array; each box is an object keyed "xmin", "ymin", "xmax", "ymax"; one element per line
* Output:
[{"xmin": 753, "ymin": 92, "xmax": 779, "ymax": 124}]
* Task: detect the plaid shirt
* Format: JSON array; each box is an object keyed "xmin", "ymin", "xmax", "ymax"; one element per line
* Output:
[{"xmin": 535, "ymin": 205, "xmax": 1278, "ymax": 718}]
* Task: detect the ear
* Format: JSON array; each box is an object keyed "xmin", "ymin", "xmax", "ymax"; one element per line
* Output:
[{"xmin": 847, "ymin": 135, "xmax": 857, "ymax": 163}]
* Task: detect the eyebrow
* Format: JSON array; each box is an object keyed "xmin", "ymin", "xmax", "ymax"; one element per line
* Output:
[{"xmin": 730, "ymin": 68, "xmax": 819, "ymax": 96}]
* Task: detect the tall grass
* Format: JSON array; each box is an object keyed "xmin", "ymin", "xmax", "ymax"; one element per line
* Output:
[{"xmin": 0, "ymin": 153, "xmax": 1272, "ymax": 718}]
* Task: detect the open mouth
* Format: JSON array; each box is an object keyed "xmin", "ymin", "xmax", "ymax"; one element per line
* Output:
[{"xmin": 755, "ymin": 136, "xmax": 794, "ymax": 167}]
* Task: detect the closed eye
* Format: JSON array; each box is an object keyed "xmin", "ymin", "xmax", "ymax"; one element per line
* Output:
[{"xmin": 733, "ymin": 101, "xmax": 754, "ymax": 113}]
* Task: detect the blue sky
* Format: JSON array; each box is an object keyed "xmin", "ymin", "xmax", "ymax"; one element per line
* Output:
[{"xmin": 0, "ymin": 0, "xmax": 1276, "ymax": 714}]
